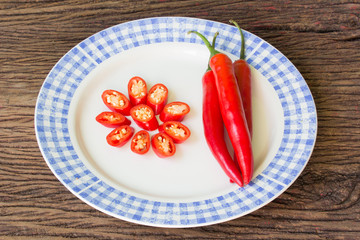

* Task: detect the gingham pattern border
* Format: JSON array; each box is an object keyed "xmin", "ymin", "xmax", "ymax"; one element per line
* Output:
[
  {"xmin": 246, "ymin": 42, "xmax": 317, "ymax": 185},
  {"xmin": 35, "ymin": 17, "xmax": 317, "ymax": 227},
  {"xmin": 79, "ymin": 174, "xmax": 284, "ymax": 226},
  {"xmin": 36, "ymin": 47, "xmax": 100, "ymax": 192}
]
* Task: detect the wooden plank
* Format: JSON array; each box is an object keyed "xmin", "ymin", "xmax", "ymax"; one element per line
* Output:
[{"xmin": 1, "ymin": 0, "xmax": 359, "ymax": 239}]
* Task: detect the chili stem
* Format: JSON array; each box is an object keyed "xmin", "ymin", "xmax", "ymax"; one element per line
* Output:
[
  {"xmin": 211, "ymin": 32, "xmax": 219, "ymax": 48},
  {"xmin": 229, "ymin": 20, "xmax": 245, "ymax": 60},
  {"xmin": 188, "ymin": 31, "xmax": 220, "ymax": 71},
  {"xmin": 188, "ymin": 31, "xmax": 220, "ymax": 58}
]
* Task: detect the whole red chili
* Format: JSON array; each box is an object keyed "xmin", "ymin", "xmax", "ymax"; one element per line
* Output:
[
  {"xmin": 159, "ymin": 101, "xmax": 190, "ymax": 122},
  {"xmin": 189, "ymin": 30, "xmax": 253, "ymax": 185},
  {"xmin": 203, "ymin": 70, "xmax": 244, "ymax": 187},
  {"xmin": 147, "ymin": 83, "xmax": 168, "ymax": 115},
  {"xmin": 128, "ymin": 76, "xmax": 148, "ymax": 106},
  {"xmin": 130, "ymin": 104, "xmax": 159, "ymax": 131},
  {"xmin": 188, "ymin": 31, "xmax": 244, "ymax": 187},
  {"xmin": 230, "ymin": 20, "xmax": 252, "ymax": 137},
  {"xmin": 101, "ymin": 89, "xmax": 132, "ymax": 116},
  {"xmin": 95, "ymin": 111, "xmax": 131, "ymax": 128}
]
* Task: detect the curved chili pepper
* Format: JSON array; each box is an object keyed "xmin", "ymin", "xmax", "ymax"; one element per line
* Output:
[
  {"xmin": 202, "ymin": 69, "xmax": 244, "ymax": 187},
  {"xmin": 209, "ymin": 51, "xmax": 254, "ymax": 185},
  {"xmin": 189, "ymin": 30, "xmax": 253, "ymax": 185},
  {"xmin": 95, "ymin": 111, "xmax": 131, "ymax": 128},
  {"xmin": 151, "ymin": 132, "xmax": 176, "ymax": 158},
  {"xmin": 158, "ymin": 121, "xmax": 191, "ymax": 144},
  {"xmin": 159, "ymin": 101, "xmax": 190, "ymax": 122},
  {"xmin": 230, "ymin": 20, "xmax": 252, "ymax": 137},
  {"xmin": 101, "ymin": 89, "xmax": 132, "ymax": 116},
  {"xmin": 147, "ymin": 83, "xmax": 168, "ymax": 115},
  {"xmin": 106, "ymin": 125, "xmax": 134, "ymax": 147},
  {"xmin": 128, "ymin": 76, "xmax": 148, "ymax": 106},
  {"xmin": 187, "ymin": 31, "xmax": 243, "ymax": 187},
  {"xmin": 130, "ymin": 104, "xmax": 159, "ymax": 131},
  {"xmin": 131, "ymin": 130, "xmax": 151, "ymax": 154}
]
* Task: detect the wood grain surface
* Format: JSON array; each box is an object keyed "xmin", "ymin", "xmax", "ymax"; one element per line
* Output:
[{"xmin": 1, "ymin": 0, "xmax": 359, "ymax": 239}]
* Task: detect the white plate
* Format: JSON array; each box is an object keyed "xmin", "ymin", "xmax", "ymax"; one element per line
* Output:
[{"xmin": 35, "ymin": 17, "xmax": 317, "ymax": 227}]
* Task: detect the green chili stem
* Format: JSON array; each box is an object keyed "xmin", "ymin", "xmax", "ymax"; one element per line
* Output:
[
  {"xmin": 211, "ymin": 32, "xmax": 219, "ymax": 48},
  {"xmin": 188, "ymin": 31, "xmax": 220, "ymax": 71},
  {"xmin": 188, "ymin": 31, "xmax": 220, "ymax": 58},
  {"xmin": 229, "ymin": 20, "xmax": 245, "ymax": 60}
]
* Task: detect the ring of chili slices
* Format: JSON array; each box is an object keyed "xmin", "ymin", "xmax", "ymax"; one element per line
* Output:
[{"xmin": 96, "ymin": 76, "xmax": 191, "ymax": 158}]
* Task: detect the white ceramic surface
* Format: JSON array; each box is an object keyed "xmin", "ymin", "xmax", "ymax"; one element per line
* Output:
[
  {"xmin": 35, "ymin": 17, "xmax": 317, "ymax": 227},
  {"xmin": 68, "ymin": 42, "xmax": 284, "ymax": 202}
]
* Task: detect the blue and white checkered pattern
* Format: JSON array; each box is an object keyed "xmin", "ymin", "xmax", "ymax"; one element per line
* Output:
[
  {"xmin": 247, "ymin": 42, "xmax": 317, "ymax": 185},
  {"xmin": 35, "ymin": 47, "xmax": 99, "ymax": 192},
  {"xmin": 78, "ymin": 174, "xmax": 284, "ymax": 226},
  {"xmin": 35, "ymin": 17, "xmax": 317, "ymax": 227}
]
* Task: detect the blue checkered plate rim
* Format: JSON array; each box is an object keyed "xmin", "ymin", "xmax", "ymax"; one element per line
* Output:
[{"xmin": 35, "ymin": 17, "xmax": 317, "ymax": 227}]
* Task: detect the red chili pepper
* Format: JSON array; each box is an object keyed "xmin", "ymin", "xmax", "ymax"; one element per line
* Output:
[
  {"xmin": 187, "ymin": 31, "xmax": 243, "ymax": 187},
  {"xmin": 230, "ymin": 20, "xmax": 252, "ymax": 137},
  {"xmin": 202, "ymin": 69, "xmax": 244, "ymax": 187},
  {"xmin": 158, "ymin": 121, "xmax": 191, "ymax": 144},
  {"xmin": 128, "ymin": 76, "xmax": 148, "ymax": 106},
  {"xmin": 159, "ymin": 102, "xmax": 190, "ymax": 122},
  {"xmin": 106, "ymin": 125, "xmax": 134, "ymax": 147},
  {"xmin": 147, "ymin": 83, "xmax": 168, "ymax": 115},
  {"xmin": 130, "ymin": 104, "xmax": 159, "ymax": 131},
  {"xmin": 101, "ymin": 89, "xmax": 132, "ymax": 116},
  {"xmin": 131, "ymin": 130, "xmax": 150, "ymax": 154},
  {"xmin": 95, "ymin": 111, "xmax": 131, "ymax": 128},
  {"xmin": 189, "ymin": 30, "xmax": 253, "ymax": 185},
  {"xmin": 151, "ymin": 132, "xmax": 176, "ymax": 158},
  {"xmin": 209, "ymin": 50, "xmax": 253, "ymax": 185}
]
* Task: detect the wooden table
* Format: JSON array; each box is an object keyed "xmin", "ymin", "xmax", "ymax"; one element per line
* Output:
[{"xmin": 1, "ymin": 1, "xmax": 359, "ymax": 239}]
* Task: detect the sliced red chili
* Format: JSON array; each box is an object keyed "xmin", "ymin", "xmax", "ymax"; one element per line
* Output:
[
  {"xmin": 102, "ymin": 89, "xmax": 132, "ymax": 116},
  {"xmin": 159, "ymin": 102, "xmax": 190, "ymax": 122},
  {"xmin": 131, "ymin": 130, "xmax": 150, "ymax": 154},
  {"xmin": 130, "ymin": 104, "xmax": 159, "ymax": 131},
  {"xmin": 147, "ymin": 83, "xmax": 168, "ymax": 115},
  {"xmin": 95, "ymin": 111, "xmax": 131, "ymax": 128},
  {"xmin": 128, "ymin": 76, "xmax": 147, "ymax": 106},
  {"xmin": 106, "ymin": 125, "xmax": 134, "ymax": 147},
  {"xmin": 151, "ymin": 133, "xmax": 176, "ymax": 158},
  {"xmin": 158, "ymin": 121, "xmax": 191, "ymax": 144}
]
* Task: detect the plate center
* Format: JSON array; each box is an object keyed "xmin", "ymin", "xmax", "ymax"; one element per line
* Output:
[{"xmin": 68, "ymin": 42, "xmax": 284, "ymax": 201}]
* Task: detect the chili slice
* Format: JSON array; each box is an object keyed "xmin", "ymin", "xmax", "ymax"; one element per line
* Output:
[
  {"xmin": 131, "ymin": 130, "xmax": 150, "ymax": 154},
  {"xmin": 147, "ymin": 83, "xmax": 168, "ymax": 115},
  {"xmin": 106, "ymin": 125, "xmax": 134, "ymax": 147},
  {"xmin": 95, "ymin": 111, "xmax": 131, "ymax": 128},
  {"xmin": 128, "ymin": 76, "xmax": 147, "ymax": 106},
  {"xmin": 159, "ymin": 102, "xmax": 190, "ymax": 122},
  {"xmin": 130, "ymin": 104, "xmax": 159, "ymax": 131},
  {"xmin": 151, "ymin": 133, "xmax": 176, "ymax": 158},
  {"xmin": 158, "ymin": 121, "xmax": 190, "ymax": 144},
  {"xmin": 101, "ymin": 89, "xmax": 132, "ymax": 116}
]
